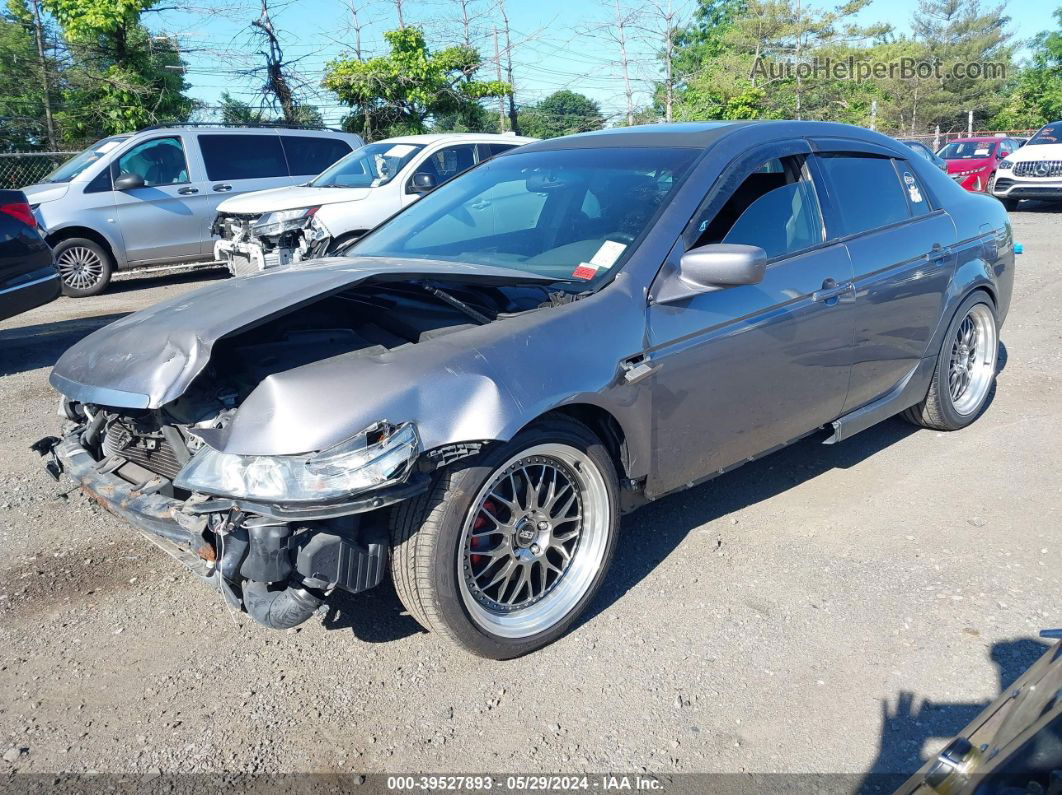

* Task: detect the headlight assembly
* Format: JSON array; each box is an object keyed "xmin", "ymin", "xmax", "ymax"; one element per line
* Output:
[
  {"xmin": 251, "ymin": 206, "xmax": 320, "ymax": 237},
  {"xmin": 997, "ymin": 158, "xmax": 1014, "ymax": 170},
  {"xmin": 174, "ymin": 422, "xmax": 420, "ymax": 503}
]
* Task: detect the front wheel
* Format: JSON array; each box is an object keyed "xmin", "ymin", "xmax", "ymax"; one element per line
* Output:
[
  {"xmin": 390, "ymin": 417, "xmax": 619, "ymax": 659},
  {"xmin": 903, "ymin": 294, "xmax": 999, "ymax": 430},
  {"xmin": 54, "ymin": 238, "xmax": 113, "ymax": 296}
]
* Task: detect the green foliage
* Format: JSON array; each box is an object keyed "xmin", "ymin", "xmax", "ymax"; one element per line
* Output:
[
  {"xmin": 323, "ymin": 27, "xmax": 508, "ymax": 141},
  {"xmin": 0, "ymin": 2, "xmax": 48, "ymax": 149},
  {"xmin": 44, "ymin": 0, "xmax": 154, "ymax": 39},
  {"xmin": 990, "ymin": 8, "xmax": 1062, "ymax": 128},
  {"xmin": 219, "ymin": 92, "xmax": 324, "ymax": 128},
  {"xmin": 518, "ymin": 91, "xmax": 605, "ymax": 138}
]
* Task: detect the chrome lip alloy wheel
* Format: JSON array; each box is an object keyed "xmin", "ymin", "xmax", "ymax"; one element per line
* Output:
[
  {"xmin": 948, "ymin": 303, "xmax": 998, "ymax": 416},
  {"xmin": 458, "ymin": 443, "xmax": 611, "ymax": 639},
  {"xmin": 56, "ymin": 246, "xmax": 104, "ymax": 291}
]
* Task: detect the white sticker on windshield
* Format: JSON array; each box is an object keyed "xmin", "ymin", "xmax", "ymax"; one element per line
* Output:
[
  {"xmin": 384, "ymin": 144, "xmax": 416, "ymax": 158},
  {"xmin": 974, "ymin": 147, "xmax": 990, "ymax": 156},
  {"xmin": 96, "ymin": 140, "xmax": 122, "ymax": 153},
  {"xmin": 903, "ymin": 172, "xmax": 923, "ymax": 203},
  {"xmin": 589, "ymin": 239, "xmax": 627, "ymax": 269}
]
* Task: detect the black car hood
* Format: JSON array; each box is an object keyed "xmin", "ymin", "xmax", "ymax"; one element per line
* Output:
[{"xmin": 49, "ymin": 257, "xmax": 555, "ymax": 409}]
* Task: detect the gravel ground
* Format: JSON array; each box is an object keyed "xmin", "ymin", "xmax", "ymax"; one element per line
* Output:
[{"xmin": 0, "ymin": 210, "xmax": 1059, "ymax": 783}]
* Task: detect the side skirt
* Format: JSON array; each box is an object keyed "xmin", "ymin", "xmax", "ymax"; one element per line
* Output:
[{"xmin": 823, "ymin": 356, "xmax": 937, "ymax": 445}]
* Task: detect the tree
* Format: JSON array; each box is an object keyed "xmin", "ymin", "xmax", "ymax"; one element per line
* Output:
[
  {"xmin": 0, "ymin": 1, "xmax": 53, "ymax": 149},
  {"xmin": 44, "ymin": 0, "xmax": 194, "ymax": 140},
  {"xmin": 906, "ymin": 0, "xmax": 1015, "ymax": 131},
  {"xmin": 6, "ymin": 0, "xmax": 58, "ymax": 148},
  {"xmin": 218, "ymin": 91, "xmax": 323, "ymax": 127},
  {"xmin": 322, "ymin": 26, "xmax": 508, "ymax": 141},
  {"xmin": 990, "ymin": 7, "xmax": 1062, "ymax": 128},
  {"xmin": 518, "ymin": 90, "xmax": 605, "ymax": 138}
]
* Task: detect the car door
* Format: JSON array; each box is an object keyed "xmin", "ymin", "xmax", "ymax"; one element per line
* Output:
[
  {"xmin": 399, "ymin": 143, "xmax": 479, "ymax": 208},
  {"xmin": 645, "ymin": 144, "xmax": 856, "ymax": 496},
  {"xmin": 111, "ymin": 135, "xmax": 203, "ymax": 264},
  {"xmin": 811, "ymin": 145, "xmax": 957, "ymax": 413},
  {"xmin": 194, "ymin": 132, "xmax": 295, "ymax": 256}
]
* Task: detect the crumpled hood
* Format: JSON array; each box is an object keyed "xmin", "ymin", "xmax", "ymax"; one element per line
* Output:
[
  {"xmin": 21, "ymin": 183, "xmax": 70, "ymax": 205},
  {"xmin": 1009, "ymin": 142, "xmax": 1062, "ymax": 162},
  {"xmin": 49, "ymin": 257, "xmax": 554, "ymax": 409},
  {"xmin": 216, "ymin": 185, "xmax": 372, "ymax": 215}
]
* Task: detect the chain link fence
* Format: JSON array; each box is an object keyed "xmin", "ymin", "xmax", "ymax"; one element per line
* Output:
[
  {"xmin": 893, "ymin": 129, "xmax": 1039, "ymax": 150},
  {"xmin": 0, "ymin": 152, "xmax": 78, "ymax": 190}
]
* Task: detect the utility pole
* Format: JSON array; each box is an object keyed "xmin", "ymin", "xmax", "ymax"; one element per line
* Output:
[
  {"xmin": 28, "ymin": 0, "xmax": 56, "ymax": 150},
  {"xmin": 498, "ymin": 0, "xmax": 520, "ymax": 135},
  {"xmin": 493, "ymin": 27, "xmax": 506, "ymax": 133},
  {"xmin": 394, "ymin": 0, "xmax": 405, "ymax": 28},
  {"xmin": 869, "ymin": 99, "xmax": 877, "ymax": 131},
  {"xmin": 968, "ymin": 109, "xmax": 973, "ymax": 136},
  {"xmin": 613, "ymin": 0, "xmax": 635, "ymax": 126}
]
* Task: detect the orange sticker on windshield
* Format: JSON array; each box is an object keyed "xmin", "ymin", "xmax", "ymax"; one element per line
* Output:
[{"xmin": 572, "ymin": 264, "xmax": 598, "ymax": 280}]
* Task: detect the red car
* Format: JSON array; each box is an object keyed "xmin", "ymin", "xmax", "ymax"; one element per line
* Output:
[{"xmin": 937, "ymin": 136, "xmax": 1020, "ymax": 192}]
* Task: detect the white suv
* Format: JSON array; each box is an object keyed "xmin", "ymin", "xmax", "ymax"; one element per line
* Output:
[
  {"xmin": 212, "ymin": 132, "xmax": 537, "ymax": 275},
  {"xmin": 991, "ymin": 121, "xmax": 1062, "ymax": 209}
]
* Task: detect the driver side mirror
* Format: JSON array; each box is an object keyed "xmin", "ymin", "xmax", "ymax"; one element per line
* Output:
[
  {"xmin": 407, "ymin": 172, "xmax": 436, "ymax": 194},
  {"xmin": 653, "ymin": 243, "xmax": 767, "ymax": 304},
  {"xmin": 113, "ymin": 173, "xmax": 146, "ymax": 191}
]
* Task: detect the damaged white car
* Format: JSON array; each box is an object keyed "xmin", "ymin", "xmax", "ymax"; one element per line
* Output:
[{"xmin": 211, "ymin": 133, "xmax": 535, "ymax": 276}]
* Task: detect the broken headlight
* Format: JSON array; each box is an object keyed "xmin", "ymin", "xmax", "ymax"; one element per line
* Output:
[
  {"xmin": 251, "ymin": 206, "xmax": 319, "ymax": 237},
  {"xmin": 174, "ymin": 422, "xmax": 420, "ymax": 503}
]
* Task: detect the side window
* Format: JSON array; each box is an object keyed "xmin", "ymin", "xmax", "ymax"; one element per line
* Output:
[
  {"xmin": 414, "ymin": 144, "xmax": 478, "ymax": 186},
  {"xmin": 694, "ymin": 155, "xmax": 824, "ymax": 260},
  {"xmin": 896, "ymin": 162, "xmax": 930, "ymax": 217},
  {"xmin": 817, "ymin": 154, "xmax": 912, "ymax": 236},
  {"xmin": 198, "ymin": 134, "xmax": 287, "ymax": 181},
  {"xmin": 115, "ymin": 137, "xmax": 188, "ymax": 186},
  {"xmin": 405, "ymin": 177, "xmax": 549, "ymax": 249},
  {"xmin": 280, "ymin": 136, "xmax": 352, "ymax": 176},
  {"xmin": 482, "ymin": 142, "xmax": 517, "ymax": 158}
]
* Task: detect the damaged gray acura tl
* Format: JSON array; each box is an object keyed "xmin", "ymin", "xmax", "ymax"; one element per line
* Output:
[{"xmin": 37, "ymin": 121, "xmax": 1014, "ymax": 658}]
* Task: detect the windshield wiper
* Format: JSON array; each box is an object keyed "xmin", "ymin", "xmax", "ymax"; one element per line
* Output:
[{"xmin": 416, "ymin": 282, "xmax": 492, "ymax": 325}]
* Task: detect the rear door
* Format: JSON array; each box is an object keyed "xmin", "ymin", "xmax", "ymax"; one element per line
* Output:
[
  {"xmin": 193, "ymin": 132, "xmax": 297, "ymax": 256},
  {"xmin": 811, "ymin": 143, "xmax": 956, "ymax": 412},
  {"xmin": 280, "ymin": 135, "xmax": 354, "ymax": 180},
  {"xmin": 111, "ymin": 135, "xmax": 203, "ymax": 264}
]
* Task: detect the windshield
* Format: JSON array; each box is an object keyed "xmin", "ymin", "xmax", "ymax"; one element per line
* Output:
[
  {"xmin": 349, "ymin": 147, "xmax": 698, "ymax": 289},
  {"xmin": 938, "ymin": 141, "xmax": 996, "ymax": 160},
  {"xmin": 44, "ymin": 136, "xmax": 130, "ymax": 183},
  {"xmin": 310, "ymin": 142, "xmax": 425, "ymax": 188},
  {"xmin": 1028, "ymin": 122, "xmax": 1061, "ymax": 145}
]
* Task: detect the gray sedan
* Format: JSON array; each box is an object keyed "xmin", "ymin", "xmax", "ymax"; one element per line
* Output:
[{"xmin": 38, "ymin": 121, "xmax": 1014, "ymax": 658}]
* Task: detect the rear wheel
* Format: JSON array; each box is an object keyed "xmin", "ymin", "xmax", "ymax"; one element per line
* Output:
[
  {"xmin": 903, "ymin": 294, "xmax": 999, "ymax": 431},
  {"xmin": 390, "ymin": 417, "xmax": 619, "ymax": 659},
  {"xmin": 54, "ymin": 238, "xmax": 113, "ymax": 296}
]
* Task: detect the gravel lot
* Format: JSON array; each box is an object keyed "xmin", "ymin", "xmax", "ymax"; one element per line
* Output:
[{"xmin": 1, "ymin": 208, "xmax": 1059, "ymax": 784}]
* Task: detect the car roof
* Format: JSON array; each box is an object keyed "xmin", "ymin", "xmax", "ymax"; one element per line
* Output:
[
  {"xmin": 132, "ymin": 127, "xmax": 357, "ymax": 137},
  {"xmin": 378, "ymin": 133, "xmax": 539, "ymax": 145}
]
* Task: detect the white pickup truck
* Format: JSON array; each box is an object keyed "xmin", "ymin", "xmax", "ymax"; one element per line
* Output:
[{"xmin": 212, "ymin": 132, "xmax": 537, "ymax": 275}]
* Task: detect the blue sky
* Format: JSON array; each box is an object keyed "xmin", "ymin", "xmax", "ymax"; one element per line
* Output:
[{"xmin": 155, "ymin": 0, "xmax": 1051, "ymax": 125}]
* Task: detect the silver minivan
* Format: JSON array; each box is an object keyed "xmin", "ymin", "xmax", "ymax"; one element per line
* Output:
[{"xmin": 22, "ymin": 125, "xmax": 363, "ymax": 296}]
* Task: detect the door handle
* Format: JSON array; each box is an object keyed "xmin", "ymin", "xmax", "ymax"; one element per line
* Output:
[
  {"xmin": 470, "ymin": 200, "xmax": 492, "ymax": 210},
  {"xmin": 927, "ymin": 244, "xmax": 951, "ymax": 262},
  {"xmin": 177, "ymin": 186, "xmax": 199, "ymax": 195},
  {"xmin": 813, "ymin": 278, "xmax": 855, "ymax": 303},
  {"xmin": 212, "ymin": 183, "xmax": 232, "ymax": 192}
]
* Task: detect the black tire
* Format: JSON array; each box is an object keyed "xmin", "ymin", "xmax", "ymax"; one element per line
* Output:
[
  {"xmin": 327, "ymin": 232, "xmax": 364, "ymax": 257},
  {"xmin": 53, "ymin": 237, "xmax": 114, "ymax": 297},
  {"xmin": 1000, "ymin": 197, "xmax": 1019, "ymax": 211},
  {"xmin": 902, "ymin": 292, "xmax": 999, "ymax": 431},
  {"xmin": 389, "ymin": 416, "xmax": 620, "ymax": 659}
]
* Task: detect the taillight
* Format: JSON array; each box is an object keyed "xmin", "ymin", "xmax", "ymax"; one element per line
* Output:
[{"xmin": 0, "ymin": 201, "xmax": 36, "ymax": 229}]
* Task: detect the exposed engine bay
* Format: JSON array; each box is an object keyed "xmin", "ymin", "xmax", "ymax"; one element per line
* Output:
[
  {"xmin": 212, "ymin": 210, "xmax": 331, "ymax": 276},
  {"xmin": 38, "ymin": 275, "xmax": 565, "ymax": 632}
]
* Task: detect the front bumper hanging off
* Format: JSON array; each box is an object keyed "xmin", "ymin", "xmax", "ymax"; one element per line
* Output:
[{"xmin": 36, "ymin": 432, "xmax": 423, "ymax": 630}]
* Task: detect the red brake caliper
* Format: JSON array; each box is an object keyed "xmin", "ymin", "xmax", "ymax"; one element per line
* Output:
[{"xmin": 469, "ymin": 499, "xmax": 496, "ymax": 567}]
